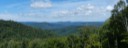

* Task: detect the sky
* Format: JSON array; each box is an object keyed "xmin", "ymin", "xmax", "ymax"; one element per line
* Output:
[{"xmin": 0, "ymin": 0, "xmax": 119, "ymax": 22}]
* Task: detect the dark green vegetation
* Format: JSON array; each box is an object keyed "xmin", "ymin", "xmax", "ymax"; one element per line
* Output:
[
  {"xmin": 0, "ymin": 0, "xmax": 128, "ymax": 48},
  {"xmin": 0, "ymin": 20, "xmax": 55, "ymax": 40}
]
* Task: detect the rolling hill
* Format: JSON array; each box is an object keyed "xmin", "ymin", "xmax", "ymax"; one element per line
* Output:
[
  {"xmin": 0, "ymin": 20, "xmax": 55, "ymax": 40},
  {"xmin": 22, "ymin": 22, "xmax": 103, "ymax": 29},
  {"xmin": 21, "ymin": 22, "xmax": 103, "ymax": 35}
]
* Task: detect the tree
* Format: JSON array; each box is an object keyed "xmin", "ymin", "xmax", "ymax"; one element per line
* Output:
[{"xmin": 101, "ymin": 0, "xmax": 128, "ymax": 48}]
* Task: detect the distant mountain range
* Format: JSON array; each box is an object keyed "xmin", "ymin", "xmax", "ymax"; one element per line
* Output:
[
  {"xmin": 21, "ymin": 22, "xmax": 104, "ymax": 29},
  {"xmin": 21, "ymin": 22, "xmax": 104, "ymax": 35}
]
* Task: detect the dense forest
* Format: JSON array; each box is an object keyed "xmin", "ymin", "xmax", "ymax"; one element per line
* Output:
[{"xmin": 0, "ymin": 0, "xmax": 128, "ymax": 48}]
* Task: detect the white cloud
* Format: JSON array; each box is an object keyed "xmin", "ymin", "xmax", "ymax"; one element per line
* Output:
[
  {"xmin": 77, "ymin": 4, "xmax": 94, "ymax": 10},
  {"xmin": 51, "ymin": 10, "xmax": 70, "ymax": 18},
  {"xmin": 57, "ymin": 10, "xmax": 69, "ymax": 15},
  {"xmin": 30, "ymin": 0, "xmax": 52, "ymax": 8},
  {"xmin": 0, "ymin": 13, "xmax": 20, "ymax": 21},
  {"xmin": 0, "ymin": 12, "xmax": 43, "ymax": 22},
  {"xmin": 86, "ymin": 4, "xmax": 95, "ymax": 10},
  {"xmin": 106, "ymin": 5, "xmax": 114, "ymax": 11},
  {"xmin": 51, "ymin": 4, "xmax": 95, "ymax": 18},
  {"xmin": 49, "ymin": 3, "xmax": 113, "ymax": 21}
]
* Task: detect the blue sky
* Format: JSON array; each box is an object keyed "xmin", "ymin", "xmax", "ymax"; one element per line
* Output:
[{"xmin": 0, "ymin": 0, "xmax": 119, "ymax": 22}]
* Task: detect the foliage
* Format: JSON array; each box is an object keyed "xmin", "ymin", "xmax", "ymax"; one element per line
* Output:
[{"xmin": 0, "ymin": 20, "xmax": 55, "ymax": 41}]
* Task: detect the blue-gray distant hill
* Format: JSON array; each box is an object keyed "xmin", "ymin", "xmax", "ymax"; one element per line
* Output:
[
  {"xmin": 22, "ymin": 22, "xmax": 103, "ymax": 29},
  {"xmin": 21, "ymin": 22, "xmax": 104, "ymax": 35}
]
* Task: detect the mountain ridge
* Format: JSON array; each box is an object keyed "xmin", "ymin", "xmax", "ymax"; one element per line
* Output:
[
  {"xmin": 21, "ymin": 22, "xmax": 104, "ymax": 35},
  {"xmin": 21, "ymin": 22, "xmax": 104, "ymax": 29}
]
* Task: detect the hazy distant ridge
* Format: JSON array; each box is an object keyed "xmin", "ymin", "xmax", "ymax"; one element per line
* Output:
[{"xmin": 21, "ymin": 22, "xmax": 104, "ymax": 29}]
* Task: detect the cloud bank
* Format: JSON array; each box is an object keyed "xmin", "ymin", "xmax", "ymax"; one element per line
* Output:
[{"xmin": 30, "ymin": 0, "xmax": 52, "ymax": 8}]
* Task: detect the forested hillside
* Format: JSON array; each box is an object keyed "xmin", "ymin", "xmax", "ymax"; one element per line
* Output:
[
  {"xmin": 0, "ymin": 20, "xmax": 55, "ymax": 40},
  {"xmin": 0, "ymin": 25, "xmax": 99, "ymax": 48}
]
